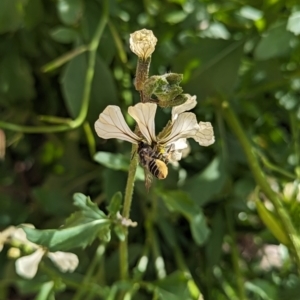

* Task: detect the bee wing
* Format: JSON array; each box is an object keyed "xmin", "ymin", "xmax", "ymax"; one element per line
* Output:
[
  {"xmin": 194, "ymin": 122, "xmax": 215, "ymax": 146},
  {"xmin": 95, "ymin": 105, "xmax": 141, "ymax": 144},
  {"xmin": 128, "ymin": 103, "xmax": 157, "ymax": 144},
  {"xmin": 158, "ymin": 112, "xmax": 199, "ymax": 145}
]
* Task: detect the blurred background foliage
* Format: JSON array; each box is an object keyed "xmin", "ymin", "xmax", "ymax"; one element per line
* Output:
[{"xmin": 1, "ymin": 0, "xmax": 300, "ymax": 299}]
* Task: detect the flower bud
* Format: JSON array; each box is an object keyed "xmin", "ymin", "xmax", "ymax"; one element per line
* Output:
[{"xmin": 129, "ymin": 29, "xmax": 157, "ymax": 60}]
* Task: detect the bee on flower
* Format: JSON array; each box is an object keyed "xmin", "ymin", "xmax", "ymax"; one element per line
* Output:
[{"xmin": 94, "ymin": 95, "xmax": 214, "ymax": 189}]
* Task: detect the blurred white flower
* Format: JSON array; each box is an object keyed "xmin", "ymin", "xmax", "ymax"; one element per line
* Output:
[
  {"xmin": 129, "ymin": 29, "xmax": 157, "ymax": 60},
  {"xmin": 1, "ymin": 225, "xmax": 79, "ymax": 279},
  {"xmin": 94, "ymin": 95, "xmax": 214, "ymax": 163},
  {"xmin": 0, "ymin": 226, "xmax": 17, "ymax": 252},
  {"xmin": 12, "ymin": 225, "xmax": 38, "ymax": 249},
  {"xmin": 0, "ymin": 226, "xmax": 79, "ymax": 279},
  {"xmin": 47, "ymin": 251, "xmax": 79, "ymax": 273},
  {"xmin": 16, "ymin": 247, "xmax": 45, "ymax": 279},
  {"xmin": 259, "ymin": 244, "xmax": 284, "ymax": 270}
]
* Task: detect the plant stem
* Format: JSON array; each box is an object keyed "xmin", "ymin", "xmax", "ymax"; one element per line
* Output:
[
  {"xmin": 0, "ymin": 0, "xmax": 109, "ymax": 134},
  {"xmin": 173, "ymin": 245, "xmax": 203, "ymax": 300},
  {"xmin": 225, "ymin": 207, "xmax": 247, "ymax": 300},
  {"xmin": 72, "ymin": 245, "xmax": 106, "ymax": 300},
  {"xmin": 258, "ymin": 152, "xmax": 295, "ymax": 180},
  {"xmin": 219, "ymin": 99, "xmax": 300, "ymax": 273},
  {"xmin": 108, "ymin": 21, "xmax": 128, "ymax": 64},
  {"xmin": 119, "ymin": 146, "xmax": 138, "ymax": 280},
  {"xmin": 69, "ymin": 1, "xmax": 108, "ymax": 129},
  {"xmin": 41, "ymin": 45, "xmax": 89, "ymax": 73}
]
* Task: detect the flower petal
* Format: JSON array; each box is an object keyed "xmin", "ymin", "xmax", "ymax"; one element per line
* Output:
[
  {"xmin": 193, "ymin": 122, "xmax": 215, "ymax": 146},
  {"xmin": 172, "ymin": 95, "xmax": 197, "ymax": 121},
  {"xmin": 95, "ymin": 106, "xmax": 141, "ymax": 144},
  {"xmin": 15, "ymin": 248, "xmax": 45, "ymax": 279},
  {"xmin": 168, "ymin": 139, "xmax": 190, "ymax": 162},
  {"xmin": 12, "ymin": 225, "xmax": 38, "ymax": 249},
  {"xmin": 48, "ymin": 251, "xmax": 79, "ymax": 272},
  {"xmin": 0, "ymin": 226, "xmax": 16, "ymax": 252},
  {"xmin": 128, "ymin": 103, "xmax": 157, "ymax": 144},
  {"xmin": 159, "ymin": 112, "xmax": 198, "ymax": 145}
]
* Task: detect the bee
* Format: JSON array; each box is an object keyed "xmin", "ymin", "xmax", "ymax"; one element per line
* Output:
[{"xmin": 137, "ymin": 142, "xmax": 171, "ymax": 189}]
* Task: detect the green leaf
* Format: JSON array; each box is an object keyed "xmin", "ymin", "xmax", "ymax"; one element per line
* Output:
[
  {"xmin": 155, "ymin": 271, "xmax": 191, "ymax": 300},
  {"xmin": 32, "ymin": 187, "xmax": 73, "ymax": 217},
  {"xmin": 172, "ymin": 39, "xmax": 244, "ymax": 99},
  {"xmin": 0, "ymin": 54, "xmax": 35, "ymax": 103},
  {"xmin": 256, "ymin": 200, "xmax": 289, "ymax": 245},
  {"xmin": 60, "ymin": 53, "xmax": 86, "ymax": 118},
  {"xmin": 183, "ymin": 156, "xmax": 227, "ymax": 206},
  {"xmin": 60, "ymin": 53, "xmax": 119, "ymax": 123},
  {"xmin": 72, "ymin": 193, "xmax": 106, "ymax": 219},
  {"xmin": 23, "ymin": 218, "xmax": 110, "ymax": 251},
  {"xmin": 94, "ymin": 152, "xmax": 144, "ymax": 180},
  {"xmin": 113, "ymin": 224, "xmax": 126, "ymax": 241},
  {"xmin": 157, "ymin": 219, "xmax": 177, "ymax": 248},
  {"xmin": 287, "ymin": 11, "xmax": 300, "ymax": 36},
  {"xmin": 94, "ymin": 152, "xmax": 131, "ymax": 171},
  {"xmin": 23, "ymin": 193, "xmax": 110, "ymax": 251},
  {"xmin": 245, "ymin": 279, "xmax": 277, "ymax": 300},
  {"xmin": 201, "ymin": 22, "xmax": 231, "ymax": 39},
  {"xmin": 189, "ymin": 212, "xmax": 210, "ymax": 246},
  {"xmin": 107, "ymin": 191, "xmax": 122, "ymax": 216},
  {"xmin": 23, "ymin": 0, "xmax": 44, "ymax": 29},
  {"xmin": 50, "ymin": 26, "xmax": 78, "ymax": 44},
  {"xmin": 158, "ymin": 190, "xmax": 210, "ymax": 245},
  {"xmin": 205, "ymin": 209, "xmax": 226, "ymax": 267},
  {"xmin": 254, "ymin": 21, "xmax": 294, "ymax": 60},
  {"xmin": 164, "ymin": 11, "xmax": 187, "ymax": 24},
  {"xmin": 239, "ymin": 6, "xmax": 263, "ymax": 21},
  {"xmin": 0, "ymin": 0, "xmax": 24, "ymax": 33},
  {"xmin": 56, "ymin": 0, "xmax": 83, "ymax": 25}
]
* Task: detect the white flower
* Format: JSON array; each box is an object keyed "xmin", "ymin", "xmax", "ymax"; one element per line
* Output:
[
  {"xmin": 47, "ymin": 251, "xmax": 79, "ymax": 273},
  {"xmin": 0, "ymin": 226, "xmax": 17, "ymax": 252},
  {"xmin": 94, "ymin": 95, "xmax": 214, "ymax": 162},
  {"xmin": 16, "ymin": 247, "xmax": 45, "ymax": 279},
  {"xmin": 12, "ymin": 227, "xmax": 79, "ymax": 279},
  {"xmin": 129, "ymin": 29, "xmax": 157, "ymax": 60}
]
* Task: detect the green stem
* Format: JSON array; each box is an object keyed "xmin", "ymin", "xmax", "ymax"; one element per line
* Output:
[
  {"xmin": 290, "ymin": 112, "xmax": 300, "ymax": 180},
  {"xmin": 40, "ymin": 263, "xmax": 105, "ymax": 297},
  {"xmin": 69, "ymin": 2, "xmax": 108, "ymax": 129},
  {"xmin": 225, "ymin": 207, "xmax": 247, "ymax": 300},
  {"xmin": 119, "ymin": 146, "xmax": 138, "ymax": 280},
  {"xmin": 41, "ymin": 45, "xmax": 89, "ymax": 73},
  {"xmin": 83, "ymin": 121, "xmax": 96, "ymax": 159},
  {"xmin": 258, "ymin": 152, "xmax": 295, "ymax": 180},
  {"xmin": 0, "ymin": 122, "xmax": 70, "ymax": 133},
  {"xmin": 219, "ymin": 99, "xmax": 300, "ymax": 273},
  {"xmin": 173, "ymin": 246, "xmax": 203, "ymax": 300},
  {"xmin": 134, "ymin": 57, "xmax": 151, "ymax": 92},
  {"xmin": 148, "ymin": 225, "xmax": 166, "ymax": 279},
  {"xmin": 108, "ymin": 21, "xmax": 128, "ymax": 64},
  {"xmin": 72, "ymin": 245, "xmax": 106, "ymax": 300},
  {"xmin": 0, "ymin": 0, "xmax": 109, "ymax": 134}
]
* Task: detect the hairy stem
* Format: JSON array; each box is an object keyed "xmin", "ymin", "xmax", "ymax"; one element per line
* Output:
[{"xmin": 119, "ymin": 146, "xmax": 138, "ymax": 280}]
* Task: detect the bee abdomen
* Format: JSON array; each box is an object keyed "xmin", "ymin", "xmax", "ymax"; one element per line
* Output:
[{"xmin": 149, "ymin": 159, "xmax": 168, "ymax": 179}]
